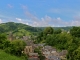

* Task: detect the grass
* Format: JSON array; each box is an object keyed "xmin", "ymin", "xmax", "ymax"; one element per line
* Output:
[{"xmin": 0, "ymin": 50, "xmax": 26, "ymax": 60}]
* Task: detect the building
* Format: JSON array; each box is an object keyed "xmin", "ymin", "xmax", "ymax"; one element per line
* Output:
[
  {"xmin": 28, "ymin": 53, "xmax": 40, "ymax": 60},
  {"xmin": 24, "ymin": 46, "xmax": 34, "ymax": 54},
  {"xmin": 8, "ymin": 32, "xmax": 14, "ymax": 41},
  {"xmin": 45, "ymin": 55, "xmax": 61, "ymax": 60},
  {"xmin": 59, "ymin": 50, "xmax": 68, "ymax": 59}
]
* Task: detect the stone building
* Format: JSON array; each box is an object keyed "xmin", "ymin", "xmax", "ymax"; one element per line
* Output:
[
  {"xmin": 24, "ymin": 46, "xmax": 34, "ymax": 54},
  {"xmin": 28, "ymin": 53, "xmax": 40, "ymax": 60}
]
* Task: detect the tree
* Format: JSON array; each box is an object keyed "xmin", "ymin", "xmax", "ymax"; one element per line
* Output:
[
  {"xmin": 54, "ymin": 29, "xmax": 62, "ymax": 34},
  {"xmin": 46, "ymin": 32, "xmax": 72, "ymax": 50},
  {"xmin": 11, "ymin": 40, "xmax": 26, "ymax": 56},
  {"xmin": 73, "ymin": 47, "xmax": 80, "ymax": 60},
  {"xmin": 34, "ymin": 47, "xmax": 45, "ymax": 60},
  {"xmin": 0, "ymin": 33, "xmax": 7, "ymax": 49},
  {"xmin": 5, "ymin": 40, "xmax": 26, "ymax": 56},
  {"xmin": 0, "ymin": 26, "xmax": 5, "ymax": 33},
  {"xmin": 46, "ymin": 34, "xmax": 58, "ymax": 46},
  {"xmin": 43, "ymin": 27, "xmax": 54, "ymax": 35},
  {"xmin": 67, "ymin": 37, "xmax": 80, "ymax": 60},
  {"xmin": 70, "ymin": 27, "xmax": 80, "ymax": 37}
]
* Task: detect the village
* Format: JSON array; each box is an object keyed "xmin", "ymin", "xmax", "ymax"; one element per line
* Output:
[{"xmin": 21, "ymin": 36, "xmax": 68, "ymax": 60}]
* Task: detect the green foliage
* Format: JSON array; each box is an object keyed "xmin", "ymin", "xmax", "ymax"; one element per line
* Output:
[
  {"xmin": 43, "ymin": 27, "xmax": 54, "ymax": 35},
  {"xmin": 0, "ymin": 33, "xmax": 27, "ymax": 58},
  {"xmin": 35, "ymin": 27, "xmax": 54, "ymax": 43},
  {"xmin": 46, "ymin": 34, "xmax": 58, "ymax": 46},
  {"xmin": 34, "ymin": 47, "xmax": 45, "ymax": 60},
  {"xmin": 70, "ymin": 27, "xmax": 80, "ymax": 37},
  {"xmin": 46, "ymin": 32, "xmax": 72, "ymax": 50},
  {"xmin": 54, "ymin": 29, "xmax": 62, "ymax": 34},
  {"xmin": 36, "ymin": 27, "xmax": 80, "ymax": 60},
  {"xmin": 0, "ymin": 22, "xmax": 42, "ymax": 38},
  {"xmin": 73, "ymin": 47, "xmax": 80, "ymax": 60},
  {"xmin": 0, "ymin": 33, "xmax": 7, "ymax": 49},
  {"xmin": 5, "ymin": 40, "xmax": 26, "ymax": 56},
  {"xmin": 0, "ymin": 50, "xmax": 27, "ymax": 60}
]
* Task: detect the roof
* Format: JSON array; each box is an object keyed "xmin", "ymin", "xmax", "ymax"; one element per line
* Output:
[
  {"xmin": 29, "ymin": 53, "xmax": 38, "ymax": 56},
  {"xmin": 28, "ymin": 57, "xmax": 39, "ymax": 60},
  {"xmin": 59, "ymin": 50, "xmax": 68, "ymax": 56},
  {"xmin": 47, "ymin": 55, "xmax": 61, "ymax": 60},
  {"xmin": 43, "ymin": 46, "xmax": 56, "ymax": 52}
]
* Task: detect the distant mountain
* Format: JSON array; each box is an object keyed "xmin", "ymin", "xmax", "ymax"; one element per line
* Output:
[
  {"xmin": 0, "ymin": 22, "xmax": 42, "ymax": 32},
  {"xmin": 38, "ymin": 26, "xmax": 72, "ymax": 31},
  {"xmin": 0, "ymin": 22, "xmax": 72, "ymax": 38},
  {"xmin": 53, "ymin": 27, "xmax": 72, "ymax": 31},
  {"xmin": 0, "ymin": 22, "xmax": 42, "ymax": 37}
]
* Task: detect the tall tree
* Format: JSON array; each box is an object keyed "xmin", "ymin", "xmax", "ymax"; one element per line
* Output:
[
  {"xmin": 70, "ymin": 27, "xmax": 80, "ymax": 37},
  {"xmin": 43, "ymin": 27, "xmax": 54, "ymax": 35}
]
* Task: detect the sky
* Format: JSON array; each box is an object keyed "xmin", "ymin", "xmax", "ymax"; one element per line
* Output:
[{"xmin": 0, "ymin": 0, "xmax": 80, "ymax": 27}]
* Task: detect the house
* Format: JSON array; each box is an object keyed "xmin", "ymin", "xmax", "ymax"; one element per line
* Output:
[
  {"xmin": 28, "ymin": 58, "xmax": 39, "ymax": 60},
  {"xmin": 22, "ymin": 36, "xmax": 30, "ymax": 40},
  {"xmin": 8, "ymin": 32, "xmax": 14, "ymax": 41},
  {"xmin": 59, "ymin": 50, "xmax": 68, "ymax": 59},
  {"xmin": 42, "ymin": 46, "xmax": 53, "ymax": 52},
  {"xmin": 51, "ymin": 51, "xmax": 59, "ymax": 56},
  {"xmin": 24, "ymin": 46, "xmax": 34, "ymax": 54},
  {"xmin": 45, "ymin": 55, "xmax": 61, "ymax": 60},
  {"xmin": 42, "ymin": 46, "xmax": 52, "ymax": 57},
  {"xmin": 38, "ymin": 43, "xmax": 45, "ymax": 47},
  {"xmin": 42, "ymin": 45, "xmax": 59, "ymax": 58},
  {"xmin": 43, "ymin": 50, "xmax": 51, "ymax": 58},
  {"xmin": 28, "ymin": 53, "xmax": 40, "ymax": 60},
  {"xmin": 42, "ymin": 46, "xmax": 57, "ymax": 53},
  {"xmin": 33, "ymin": 43, "xmax": 45, "ymax": 49}
]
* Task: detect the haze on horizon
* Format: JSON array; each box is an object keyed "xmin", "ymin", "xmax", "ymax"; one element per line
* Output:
[{"xmin": 0, "ymin": 0, "xmax": 80, "ymax": 27}]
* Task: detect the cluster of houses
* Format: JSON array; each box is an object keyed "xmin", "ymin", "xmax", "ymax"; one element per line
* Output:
[
  {"xmin": 42, "ymin": 46, "xmax": 67, "ymax": 60},
  {"xmin": 21, "ymin": 36, "xmax": 68, "ymax": 60},
  {"xmin": 7, "ymin": 34, "xmax": 68, "ymax": 60}
]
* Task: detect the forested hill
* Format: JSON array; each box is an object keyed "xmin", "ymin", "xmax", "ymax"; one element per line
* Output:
[
  {"xmin": 0, "ymin": 22, "xmax": 42, "ymax": 37},
  {"xmin": 53, "ymin": 27, "xmax": 72, "ymax": 31},
  {"xmin": 0, "ymin": 22, "xmax": 72, "ymax": 34},
  {"xmin": 0, "ymin": 22, "xmax": 42, "ymax": 32},
  {"xmin": 38, "ymin": 26, "xmax": 72, "ymax": 32}
]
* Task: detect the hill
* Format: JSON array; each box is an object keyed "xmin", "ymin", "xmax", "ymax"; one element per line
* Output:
[
  {"xmin": 0, "ymin": 22, "xmax": 42, "ymax": 38},
  {"xmin": 0, "ymin": 50, "xmax": 27, "ymax": 60},
  {"xmin": 0, "ymin": 22, "xmax": 42, "ymax": 33},
  {"xmin": 38, "ymin": 26, "xmax": 72, "ymax": 31},
  {"xmin": 0, "ymin": 22, "xmax": 72, "ymax": 38}
]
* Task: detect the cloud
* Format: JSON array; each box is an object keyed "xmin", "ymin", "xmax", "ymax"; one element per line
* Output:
[
  {"xmin": 15, "ymin": 18, "xmax": 29, "ymax": 25},
  {"xmin": 0, "ymin": 19, "xmax": 2, "ymax": 23},
  {"xmin": 7, "ymin": 4, "xmax": 13, "ymax": 8},
  {"xmin": 25, "ymin": 23, "xmax": 29, "ymax": 25},
  {"xmin": 16, "ymin": 18, "xmax": 24, "ymax": 23},
  {"xmin": 20, "ymin": 5, "xmax": 80, "ymax": 27},
  {"xmin": 69, "ymin": 17, "xmax": 80, "ymax": 26},
  {"xmin": 21, "ymin": 5, "xmax": 52, "ymax": 26},
  {"xmin": 16, "ymin": 18, "xmax": 22, "ymax": 22},
  {"xmin": 21, "ymin": 5, "xmax": 39, "ymax": 22},
  {"xmin": 21, "ymin": 5, "xmax": 66, "ymax": 27}
]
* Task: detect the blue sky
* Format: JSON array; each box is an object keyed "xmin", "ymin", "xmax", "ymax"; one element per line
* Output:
[{"xmin": 0, "ymin": 0, "xmax": 80, "ymax": 27}]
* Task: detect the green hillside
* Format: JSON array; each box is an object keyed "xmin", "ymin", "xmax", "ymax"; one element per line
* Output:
[
  {"xmin": 0, "ymin": 50, "xmax": 26, "ymax": 60},
  {"xmin": 0, "ymin": 22, "xmax": 72, "ymax": 34},
  {"xmin": 0, "ymin": 22, "xmax": 42, "ymax": 32},
  {"xmin": 39, "ymin": 27, "xmax": 72, "ymax": 31},
  {"xmin": 0, "ymin": 22, "xmax": 72, "ymax": 39},
  {"xmin": 0, "ymin": 22, "xmax": 42, "ymax": 38}
]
